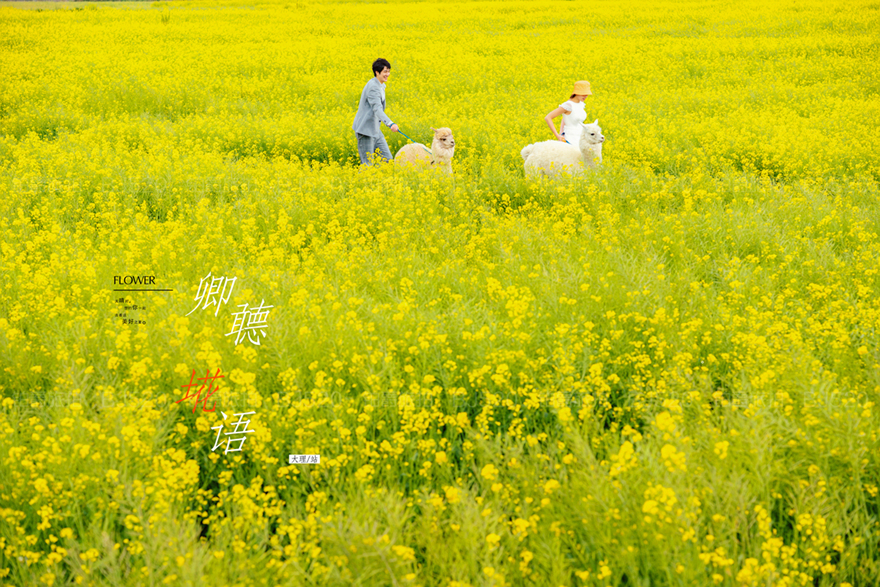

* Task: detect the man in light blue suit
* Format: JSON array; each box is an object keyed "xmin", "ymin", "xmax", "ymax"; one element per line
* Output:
[{"xmin": 353, "ymin": 58, "xmax": 399, "ymax": 165}]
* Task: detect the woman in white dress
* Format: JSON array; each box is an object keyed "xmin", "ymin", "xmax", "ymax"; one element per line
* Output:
[{"xmin": 543, "ymin": 80, "xmax": 593, "ymax": 147}]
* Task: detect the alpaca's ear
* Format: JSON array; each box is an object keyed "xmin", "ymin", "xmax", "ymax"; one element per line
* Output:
[
  {"xmin": 430, "ymin": 127, "xmax": 437, "ymax": 132},
  {"xmin": 593, "ymin": 119, "xmax": 599, "ymax": 125}
]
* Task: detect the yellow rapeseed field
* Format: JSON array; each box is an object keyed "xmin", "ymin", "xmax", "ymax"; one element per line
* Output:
[{"xmin": 1, "ymin": 0, "xmax": 879, "ymax": 585}]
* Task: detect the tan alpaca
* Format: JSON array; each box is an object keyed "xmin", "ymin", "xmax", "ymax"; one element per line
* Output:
[{"xmin": 394, "ymin": 127, "xmax": 456, "ymax": 174}]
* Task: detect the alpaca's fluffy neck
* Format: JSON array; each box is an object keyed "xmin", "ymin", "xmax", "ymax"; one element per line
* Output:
[
  {"xmin": 431, "ymin": 144, "xmax": 453, "ymax": 163},
  {"xmin": 579, "ymin": 140, "xmax": 602, "ymax": 161},
  {"xmin": 430, "ymin": 141, "xmax": 454, "ymax": 171}
]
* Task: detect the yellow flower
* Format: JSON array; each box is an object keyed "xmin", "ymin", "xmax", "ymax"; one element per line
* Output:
[
  {"xmin": 543, "ymin": 479, "xmax": 561, "ymax": 494},
  {"xmin": 444, "ymin": 486, "xmax": 461, "ymax": 504},
  {"xmin": 654, "ymin": 411, "xmax": 677, "ymax": 433},
  {"xmin": 392, "ymin": 545, "xmax": 415, "ymax": 561},
  {"xmin": 660, "ymin": 444, "xmax": 687, "ymax": 472},
  {"xmin": 609, "ymin": 441, "xmax": 637, "ymax": 477},
  {"xmin": 354, "ymin": 464, "xmax": 374, "ymax": 482},
  {"xmin": 80, "ymin": 549, "xmax": 100, "ymax": 562}
]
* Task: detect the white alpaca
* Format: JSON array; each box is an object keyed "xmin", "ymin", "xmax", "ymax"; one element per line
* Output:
[
  {"xmin": 394, "ymin": 127, "xmax": 456, "ymax": 174},
  {"xmin": 521, "ymin": 120, "xmax": 604, "ymax": 178}
]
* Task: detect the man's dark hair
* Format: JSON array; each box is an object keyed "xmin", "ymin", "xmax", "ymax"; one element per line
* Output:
[{"xmin": 372, "ymin": 58, "xmax": 391, "ymax": 76}]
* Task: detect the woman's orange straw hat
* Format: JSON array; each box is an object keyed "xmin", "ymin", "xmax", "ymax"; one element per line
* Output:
[{"xmin": 572, "ymin": 80, "xmax": 593, "ymax": 96}]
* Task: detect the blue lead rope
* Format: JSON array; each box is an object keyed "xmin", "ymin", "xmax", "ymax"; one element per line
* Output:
[{"xmin": 397, "ymin": 128, "xmax": 433, "ymax": 155}]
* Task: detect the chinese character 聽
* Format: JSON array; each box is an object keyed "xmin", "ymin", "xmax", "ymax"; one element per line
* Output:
[{"xmin": 225, "ymin": 299, "xmax": 274, "ymax": 346}]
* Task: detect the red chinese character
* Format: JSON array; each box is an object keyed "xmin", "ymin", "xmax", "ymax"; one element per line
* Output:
[{"xmin": 175, "ymin": 368, "xmax": 223, "ymax": 413}]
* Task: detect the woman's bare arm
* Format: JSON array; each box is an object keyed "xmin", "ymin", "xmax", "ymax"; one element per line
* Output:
[{"xmin": 544, "ymin": 106, "xmax": 570, "ymax": 141}]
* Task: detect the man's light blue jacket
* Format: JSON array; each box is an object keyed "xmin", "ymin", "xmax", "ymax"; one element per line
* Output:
[{"xmin": 353, "ymin": 77, "xmax": 395, "ymax": 138}]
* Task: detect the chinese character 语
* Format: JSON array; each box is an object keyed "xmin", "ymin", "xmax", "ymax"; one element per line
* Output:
[
  {"xmin": 225, "ymin": 299, "xmax": 274, "ymax": 346},
  {"xmin": 187, "ymin": 273, "xmax": 237, "ymax": 317},
  {"xmin": 211, "ymin": 411, "xmax": 256, "ymax": 454},
  {"xmin": 175, "ymin": 368, "xmax": 223, "ymax": 413}
]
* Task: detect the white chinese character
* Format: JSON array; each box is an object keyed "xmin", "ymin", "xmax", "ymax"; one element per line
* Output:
[
  {"xmin": 187, "ymin": 272, "xmax": 237, "ymax": 317},
  {"xmin": 210, "ymin": 411, "xmax": 256, "ymax": 454},
  {"xmin": 288, "ymin": 454, "xmax": 320, "ymax": 464},
  {"xmin": 225, "ymin": 299, "xmax": 274, "ymax": 345}
]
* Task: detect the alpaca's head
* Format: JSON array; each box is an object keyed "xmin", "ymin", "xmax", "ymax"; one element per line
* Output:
[
  {"xmin": 579, "ymin": 119, "xmax": 605, "ymax": 147},
  {"xmin": 430, "ymin": 127, "xmax": 455, "ymax": 156}
]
